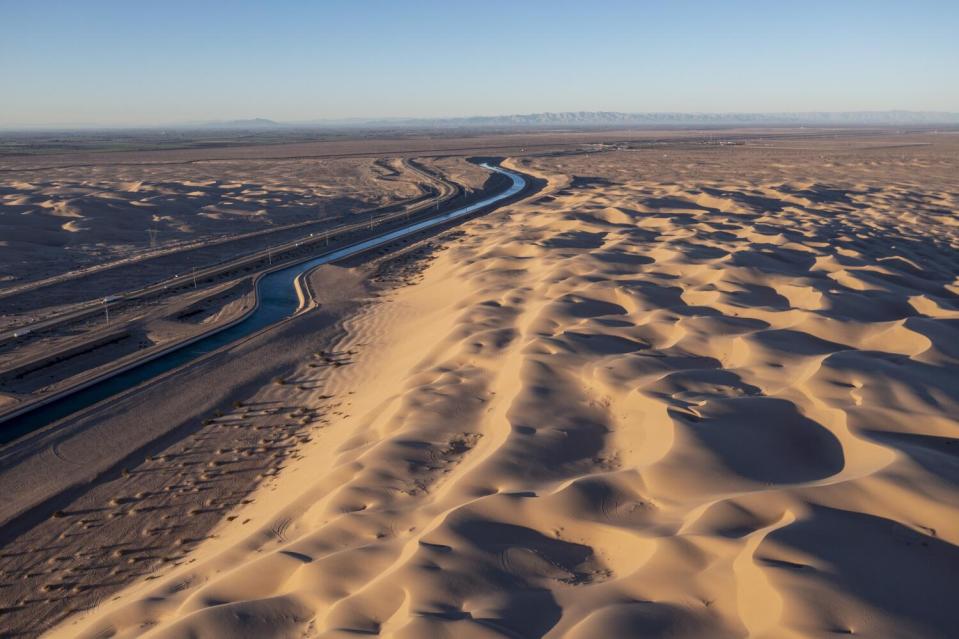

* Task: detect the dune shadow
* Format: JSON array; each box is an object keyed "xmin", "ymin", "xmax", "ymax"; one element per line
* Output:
[
  {"xmin": 540, "ymin": 230, "xmax": 606, "ymax": 249},
  {"xmin": 767, "ymin": 505, "xmax": 959, "ymax": 638},
  {"xmin": 680, "ymin": 397, "xmax": 844, "ymax": 484},
  {"xmin": 862, "ymin": 430, "xmax": 959, "ymax": 488}
]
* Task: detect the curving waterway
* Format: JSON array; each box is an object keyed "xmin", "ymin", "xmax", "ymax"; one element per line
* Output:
[{"xmin": 0, "ymin": 163, "xmax": 526, "ymax": 444}]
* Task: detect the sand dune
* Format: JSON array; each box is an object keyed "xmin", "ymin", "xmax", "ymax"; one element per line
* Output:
[
  {"xmin": 0, "ymin": 157, "xmax": 423, "ymax": 291},
  {"xmin": 47, "ymin": 135, "xmax": 959, "ymax": 638}
]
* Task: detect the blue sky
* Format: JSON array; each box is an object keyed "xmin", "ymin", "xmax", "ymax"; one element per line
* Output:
[{"xmin": 1, "ymin": 0, "xmax": 956, "ymax": 126}]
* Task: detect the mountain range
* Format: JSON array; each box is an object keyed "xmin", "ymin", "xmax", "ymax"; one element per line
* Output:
[
  {"xmin": 280, "ymin": 110, "xmax": 959, "ymax": 130},
  {"xmin": 8, "ymin": 111, "xmax": 959, "ymax": 132}
]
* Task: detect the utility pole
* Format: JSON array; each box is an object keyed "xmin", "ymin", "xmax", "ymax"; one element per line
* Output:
[
  {"xmin": 192, "ymin": 267, "xmax": 197, "ymax": 288},
  {"xmin": 268, "ymin": 246, "xmax": 272, "ymax": 265},
  {"xmin": 103, "ymin": 300, "xmax": 110, "ymax": 325},
  {"xmin": 369, "ymin": 215, "xmax": 374, "ymax": 230}
]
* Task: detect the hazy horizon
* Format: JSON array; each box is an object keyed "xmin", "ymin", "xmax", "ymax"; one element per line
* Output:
[
  {"xmin": 2, "ymin": 0, "xmax": 957, "ymax": 127},
  {"xmin": 5, "ymin": 110, "xmax": 959, "ymax": 132}
]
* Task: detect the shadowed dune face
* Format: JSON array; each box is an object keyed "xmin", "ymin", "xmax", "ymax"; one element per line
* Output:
[
  {"xmin": 49, "ymin": 137, "xmax": 959, "ymax": 639},
  {"xmin": 763, "ymin": 505, "xmax": 959, "ymax": 639},
  {"xmin": 674, "ymin": 397, "xmax": 846, "ymax": 485}
]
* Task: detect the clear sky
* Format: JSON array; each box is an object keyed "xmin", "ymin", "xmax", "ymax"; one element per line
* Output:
[{"xmin": 1, "ymin": 0, "xmax": 957, "ymax": 126}]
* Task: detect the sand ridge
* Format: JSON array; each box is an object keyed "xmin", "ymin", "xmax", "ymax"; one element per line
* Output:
[{"xmin": 48, "ymin": 136, "xmax": 959, "ymax": 638}]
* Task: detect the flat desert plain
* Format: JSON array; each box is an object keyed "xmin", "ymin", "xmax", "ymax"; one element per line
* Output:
[{"xmin": 6, "ymin": 130, "xmax": 959, "ymax": 638}]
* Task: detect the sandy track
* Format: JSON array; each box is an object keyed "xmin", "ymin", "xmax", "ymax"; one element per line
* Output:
[{"xmin": 39, "ymin": 133, "xmax": 959, "ymax": 638}]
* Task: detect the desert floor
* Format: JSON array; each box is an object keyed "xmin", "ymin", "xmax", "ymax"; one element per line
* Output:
[
  {"xmin": 3, "ymin": 129, "xmax": 958, "ymax": 638},
  {"xmin": 0, "ymin": 156, "xmax": 427, "ymax": 322}
]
